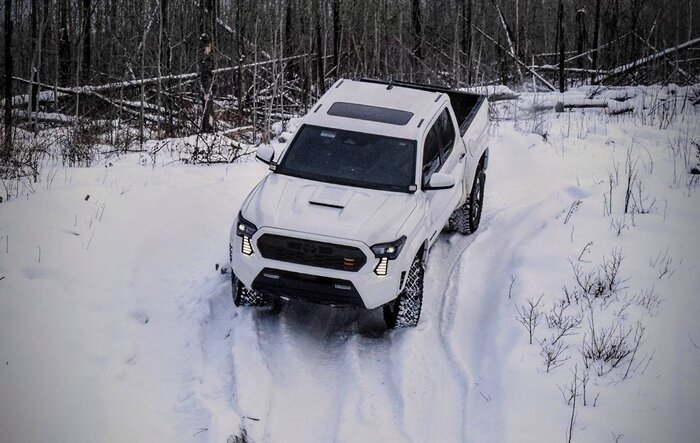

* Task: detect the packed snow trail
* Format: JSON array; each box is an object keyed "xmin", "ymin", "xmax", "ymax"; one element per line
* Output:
[{"xmin": 215, "ymin": 122, "xmax": 579, "ymax": 443}]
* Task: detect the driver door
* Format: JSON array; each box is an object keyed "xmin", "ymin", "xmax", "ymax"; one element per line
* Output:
[{"xmin": 422, "ymin": 107, "xmax": 466, "ymax": 239}]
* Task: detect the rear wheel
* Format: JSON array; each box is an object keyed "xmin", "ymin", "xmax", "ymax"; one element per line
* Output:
[
  {"xmin": 383, "ymin": 255, "xmax": 425, "ymax": 329},
  {"xmin": 448, "ymin": 169, "xmax": 485, "ymax": 235},
  {"xmin": 231, "ymin": 272, "xmax": 265, "ymax": 307}
]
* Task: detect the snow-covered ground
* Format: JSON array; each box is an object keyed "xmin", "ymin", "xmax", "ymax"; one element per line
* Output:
[{"xmin": 1, "ymin": 86, "xmax": 699, "ymax": 442}]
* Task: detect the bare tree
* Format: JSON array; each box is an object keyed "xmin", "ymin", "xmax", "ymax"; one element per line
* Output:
[
  {"xmin": 332, "ymin": 0, "xmax": 340, "ymax": 76},
  {"xmin": 81, "ymin": 0, "xmax": 91, "ymax": 83},
  {"xmin": 199, "ymin": 0, "xmax": 216, "ymax": 133},
  {"xmin": 3, "ymin": 0, "xmax": 12, "ymax": 159},
  {"xmin": 557, "ymin": 0, "xmax": 566, "ymax": 92},
  {"xmin": 591, "ymin": 0, "xmax": 602, "ymax": 83},
  {"xmin": 411, "ymin": 0, "xmax": 423, "ymax": 64}
]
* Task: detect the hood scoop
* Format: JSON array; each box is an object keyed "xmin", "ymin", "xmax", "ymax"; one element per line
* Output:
[{"xmin": 309, "ymin": 186, "xmax": 352, "ymax": 209}]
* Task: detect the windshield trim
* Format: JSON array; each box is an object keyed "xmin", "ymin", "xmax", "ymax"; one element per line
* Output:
[{"xmin": 276, "ymin": 124, "xmax": 417, "ymax": 193}]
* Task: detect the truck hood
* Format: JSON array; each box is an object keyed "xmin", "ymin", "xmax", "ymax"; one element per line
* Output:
[{"xmin": 242, "ymin": 174, "xmax": 416, "ymax": 246}]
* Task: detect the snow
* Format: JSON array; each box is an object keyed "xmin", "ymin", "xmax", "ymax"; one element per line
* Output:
[{"xmin": 1, "ymin": 87, "xmax": 699, "ymax": 442}]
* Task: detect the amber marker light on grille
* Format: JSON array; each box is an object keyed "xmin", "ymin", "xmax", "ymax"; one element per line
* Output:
[{"xmin": 343, "ymin": 257, "xmax": 355, "ymax": 270}]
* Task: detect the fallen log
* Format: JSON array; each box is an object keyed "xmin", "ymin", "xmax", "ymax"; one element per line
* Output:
[
  {"xmin": 12, "ymin": 109, "xmax": 82, "ymax": 123},
  {"xmin": 15, "ymin": 53, "xmax": 316, "ymax": 96},
  {"xmin": 488, "ymin": 92, "xmax": 521, "ymax": 102},
  {"xmin": 596, "ymin": 37, "xmax": 700, "ymax": 84},
  {"xmin": 634, "ymin": 33, "xmax": 697, "ymax": 83},
  {"xmin": 530, "ymin": 65, "xmax": 611, "ymax": 75},
  {"xmin": 555, "ymin": 100, "xmax": 608, "ymax": 112}
]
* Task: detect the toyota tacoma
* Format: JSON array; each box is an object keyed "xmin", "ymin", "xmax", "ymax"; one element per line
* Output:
[{"xmin": 229, "ymin": 78, "xmax": 490, "ymax": 328}]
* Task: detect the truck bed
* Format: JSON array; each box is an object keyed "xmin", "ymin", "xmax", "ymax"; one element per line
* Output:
[{"xmin": 359, "ymin": 78, "xmax": 486, "ymax": 136}]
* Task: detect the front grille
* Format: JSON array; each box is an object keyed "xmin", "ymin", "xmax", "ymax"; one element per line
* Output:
[{"xmin": 257, "ymin": 234, "xmax": 367, "ymax": 272}]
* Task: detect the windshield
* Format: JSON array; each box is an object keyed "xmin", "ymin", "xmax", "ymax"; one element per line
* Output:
[{"xmin": 277, "ymin": 125, "xmax": 416, "ymax": 192}]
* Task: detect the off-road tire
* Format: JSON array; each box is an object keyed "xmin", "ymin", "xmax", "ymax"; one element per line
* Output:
[
  {"xmin": 383, "ymin": 255, "xmax": 425, "ymax": 329},
  {"xmin": 231, "ymin": 272, "xmax": 266, "ymax": 307},
  {"xmin": 448, "ymin": 169, "xmax": 485, "ymax": 235}
]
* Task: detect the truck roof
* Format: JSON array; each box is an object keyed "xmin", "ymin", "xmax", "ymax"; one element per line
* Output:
[{"xmin": 302, "ymin": 79, "xmax": 447, "ymax": 140}]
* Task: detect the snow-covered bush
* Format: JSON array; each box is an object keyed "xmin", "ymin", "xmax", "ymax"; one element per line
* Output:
[
  {"xmin": 142, "ymin": 132, "xmax": 255, "ymax": 165},
  {"xmin": 60, "ymin": 122, "xmax": 103, "ymax": 167},
  {"xmin": 0, "ymin": 128, "xmax": 51, "ymax": 201}
]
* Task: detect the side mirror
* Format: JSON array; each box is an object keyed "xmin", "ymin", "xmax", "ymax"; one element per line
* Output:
[
  {"xmin": 424, "ymin": 172, "xmax": 455, "ymax": 190},
  {"xmin": 256, "ymin": 145, "xmax": 275, "ymax": 164}
]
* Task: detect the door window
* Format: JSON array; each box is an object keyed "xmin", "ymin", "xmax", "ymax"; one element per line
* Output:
[
  {"xmin": 436, "ymin": 108, "xmax": 456, "ymax": 160},
  {"xmin": 422, "ymin": 126, "xmax": 441, "ymax": 185}
]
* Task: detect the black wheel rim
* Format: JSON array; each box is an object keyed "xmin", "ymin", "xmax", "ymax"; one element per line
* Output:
[
  {"xmin": 232, "ymin": 273, "xmax": 242, "ymax": 305},
  {"xmin": 471, "ymin": 176, "xmax": 483, "ymax": 223}
]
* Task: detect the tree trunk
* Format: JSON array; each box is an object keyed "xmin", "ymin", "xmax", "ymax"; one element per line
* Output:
[
  {"xmin": 332, "ymin": 0, "xmax": 340, "ymax": 76},
  {"xmin": 160, "ymin": 0, "xmax": 171, "ymax": 73},
  {"xmin": 515, "ymin": 0, "xmax": 520, "ymax": 55},
  {"xmin": 591, "ymin": 0, "xmax": 601, "ymax": 83},
  {"xmin": 200, "ymin": 0, "xmax": 216, "ymax": 133},
  {"xmin": 557, "ymin": 0, "xmax": 566, "ymax": 92},
  {"xmin": 29, "ymin": 0, "xmax": 39, "ymax": 113},
  {"xmin": 411, "ymin": 0, "xmax": 423, "ymax": 64},
  {"xmin": 312, "ymin": 0, "xmax": 324, "ymax": 94},
  {"xmin": 576, "ymin": 9, "xmax": 587, "ymax": 71},
  {"xmin": 81, "ymin": 0, "xmax": 91, "ymax": 83},
  {"xmin": 284, "ymin": 0, "xmax": 293, "ymax": 57},
  {"xmin": 58, "ymin": 0, "xmax": 71, "ymax": 86},
  {"xmin": 3, "ymin": 0, "xmax": 12, "ymax": 159},
  {"xmin": 237, "ymin": 0, "xmax": 245, "ymax": 117},
  {"xmin": 462, "ymin": 0, "xmax": 473, "ymax": 84}
]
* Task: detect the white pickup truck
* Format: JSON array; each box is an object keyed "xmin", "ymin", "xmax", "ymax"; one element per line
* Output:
[{"xmin": 230, "ymin": 78, "xmax": 490, "ymax": 328}]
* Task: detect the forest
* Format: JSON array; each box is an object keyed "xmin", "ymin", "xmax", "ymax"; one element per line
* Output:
[{"xmin": 1, "ymin": 0, "xmax": 699, "ymax": 163}]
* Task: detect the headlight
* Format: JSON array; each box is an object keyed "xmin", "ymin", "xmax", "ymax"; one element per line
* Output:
[
  {"xmin": 371, "ymin": 236, "xmax": 406, "ymax": 275},
  {"xmin": 371, "ymin": 236, "xmax": 406, "ymax": 260},
  {"xmin": 236, "ymin": 212, "xmax": 258, "ymax": 237},
  {"xmin": 236, "ymin": 212, "xmax": 258, "ymax": 255}
]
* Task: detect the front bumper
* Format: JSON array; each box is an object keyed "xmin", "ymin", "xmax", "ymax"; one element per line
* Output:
[
  {"xmin": 230, "ymin": 227, "xmax": 411, "ymax": 309},
  {"xmin": 252, "ymin": 268, "xmax": 365, "ymax": 307}
]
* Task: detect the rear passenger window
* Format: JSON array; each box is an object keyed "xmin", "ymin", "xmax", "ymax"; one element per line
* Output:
[
  {"xmin": 422, "ymin": 126, "xmax": 441, "ymax": 185},
  {"xmin": 436, "ymin": 109, "xmax": 456, "ymax": 159}
]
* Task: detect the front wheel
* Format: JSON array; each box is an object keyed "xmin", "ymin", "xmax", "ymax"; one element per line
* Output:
[
  {"xmin": 448, "ymin": 169, "xmax": 485, "ymax": 235},
  {"xmin": 383, "ymin": 255, "xmax": 425, "ymax": 329},
  {"xmin": 231, "ymin": 272, "xmax": 266, "ymax": 307}
]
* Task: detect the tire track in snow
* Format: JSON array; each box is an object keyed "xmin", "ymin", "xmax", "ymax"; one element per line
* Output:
[
  {"xmin": 345, "ymin": 336, "xmax": 415, "ymax": 443},
  {"xmin": 187, "ymin": 277, "xmax": 246, "ymax": 442},
  {"xmin": 382, "ymin": 219, "xmax": 493, "ymax": 442},
  {"xmin": 246, "ymin": 304, "xmax": 358, "ymax": 442},
  {"xmin": 404, "ymin": 193, "xmax": 540, "ymax": 442},
  {"xmin": 436, "ymin": 195, "xmax": 568, "ymax": 443},
  {"xmin": 227, "ymin": 294, "xmax": 417, "ymax": 442}
]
